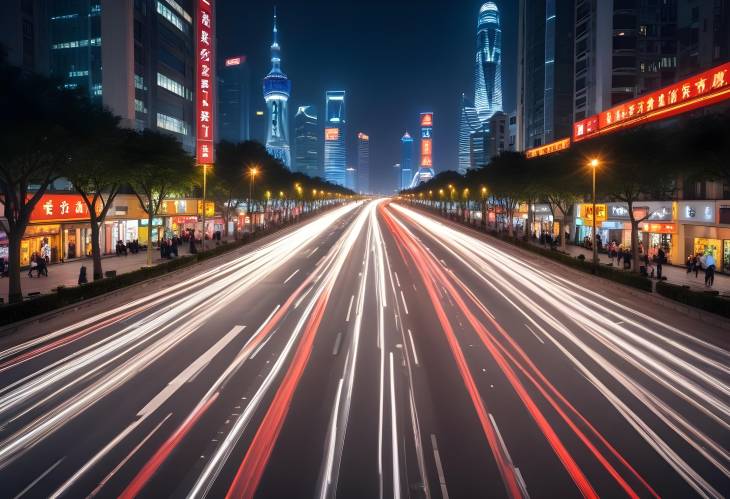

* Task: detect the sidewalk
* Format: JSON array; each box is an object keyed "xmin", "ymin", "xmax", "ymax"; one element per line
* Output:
[
  {"xmin": 534, "ymin": 241, "xmax": 730, "ymax": 296},
  {"xmin": 0, "ymin": 243, "xmax": 209, "ymax": 303}
]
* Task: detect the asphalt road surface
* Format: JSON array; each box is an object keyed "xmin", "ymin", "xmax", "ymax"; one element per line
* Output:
[{"xmin": 0, "ymin": 200, "xmax": 727, "ymax": 499}]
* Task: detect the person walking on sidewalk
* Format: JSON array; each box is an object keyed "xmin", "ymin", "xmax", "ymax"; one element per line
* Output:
[
  {"xmin": 78, "ymin": 266, "xmax": 88, "ymax": 285},
  {"xmin": 704, "ymin": 253, "xmax": 716, "ymax": 287},
  {"xmin": 657, "ymin": 247, "xmax": 666, "ymax": 279}
]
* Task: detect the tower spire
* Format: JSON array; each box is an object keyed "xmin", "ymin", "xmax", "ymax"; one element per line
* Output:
[{"xmin": 270, "ymin": 6, "xmax": 281, "ymax": 73}]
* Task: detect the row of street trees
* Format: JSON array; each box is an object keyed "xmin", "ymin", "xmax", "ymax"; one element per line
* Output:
[
  {"xmin": 403, "ymin": 110, "xmax": 730, "ymax": 272},
  {"xmin": 0, "ymin": 57, "xmax": 351, "ymax": 304}
]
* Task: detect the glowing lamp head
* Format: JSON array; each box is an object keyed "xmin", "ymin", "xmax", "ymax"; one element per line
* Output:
[{"xmin": 590, "ymin": 158, "xmax": 599, "ymax": 169}]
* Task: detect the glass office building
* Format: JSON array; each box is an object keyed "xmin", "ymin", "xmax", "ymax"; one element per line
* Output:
[
  {"xmin": 324, "ymin": 90, "xmax": 346, "ymax": 186},
  {"xmin": 475, "ymin": 2, "xmax": 503, "ymax": 122},
  {"xmin": 294, "ymin": 105, "xmax": 320, "ymax": 177}
]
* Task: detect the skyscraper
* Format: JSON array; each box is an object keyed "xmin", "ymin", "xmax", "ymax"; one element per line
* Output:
[
  {"xmin": 475, "ymin": 2, "xmax": 503, "ymax": 122},
  {"xmin": 410, "ymin": 113, "xmax": 435, "ymax": 187},
  {"xmin": 1, "ymin": 0, "xmax": 49, "ymax": 75},
  {"xmin": 324, "ymin": 90, "xmax": 346, "ymax": 186},
  {"xmin": 263, "ymin": 8, "xmax": 291, "ymax": 167},
  {"xmin": 218, "ymin": 55, "xmax": 251, "ymax": 143},
  {"xmin": 400, "ymin": 132, "xmax": 414, "ymax": 190},
  {"xmin": 294, "ymin": 106, "xmax": 320, "ymax": 177},
  {"xmin": 516, "ymin": 0, "xmax": 575, "ymax": 150},
  {"xmin": 345, "ymin": 167, "xmax": 357, "ymax": 192},
  {"xmin": 48, "ymin": 0, "xmax": 196, "ymax": 151},
  {"xmin": 357, "ymin": 133, "xmax": 370, "ymax": 194},
  {"xmin": 458, "ymin": 94, "xmax": 482, "ymax": 173}
]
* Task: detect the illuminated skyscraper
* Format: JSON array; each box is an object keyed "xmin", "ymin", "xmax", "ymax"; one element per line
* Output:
[
  {"xmin": 294, "ymin": 106, "xmax": 319, "ymax": 177},
  {"xmin": 324, "ymin": 90, "xmax": 346, "ymax": 186},
  {"xmin": 263, "ymin": 8, "xmax": 291, "ymax": 167},
  {"xmin": 458, "ymin": 94, "xmax": 482, "ymax": 173},
  {"xmin": 357, "ymin": 133, "xmax": 370, "ymax": 193},
  {"xmin": 400, "ymin": 132, "xmax": 413, "ymax": 190},
  {"xmin": 475, "ymin": 2, "xmax": 503, "ymax": 122},
  {"xmin": 410, "ymin": 113, "xmax": 435, "ymax": 188},
  {"xmin": 345, "ymin": 167, "xmax": 357, "ymax": 191},
  {"xmin": 219, "ymin": 56, "xmax": 251, "ymax": 143}
]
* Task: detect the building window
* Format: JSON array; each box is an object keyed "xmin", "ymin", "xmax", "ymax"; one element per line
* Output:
[
  {"xmin": 51, "ymin": 38, "xmax": 101, "ymax": 50},
  {"xmin": 134, "ymin": 74, "xmax": 147, "ymax": 90},
  {"xmin": 135, "ymin": 99, "xmax": 147, "ymax": 113},
  {"xmin": 157, "ymin": 72, "xmax": 192, "ymax": 100},
  {"xmin": 157, "ymin": 113, "xmax": 189, "ymax": 135},
  {"xmin": 162, "ymin": 0, "xmax": 192, "ymax": 23},
  {"xmin": 68, "ymin": 70, "xmax": 89, "ymax": 77},
  {"xmin": 156, "ymin": 1, "xmax": 186, "ymax": 33}
]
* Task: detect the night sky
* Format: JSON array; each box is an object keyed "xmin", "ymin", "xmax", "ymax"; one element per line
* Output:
[{"xmin": 218, "ymin": 0, "xmax": 517, "ymax": 194}]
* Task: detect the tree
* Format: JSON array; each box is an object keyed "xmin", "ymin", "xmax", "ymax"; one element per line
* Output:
[
  {"xmin": 482, "ymin": 152, "xmax": 529, "ymax": 237},
  {"xmin": 0, "ymin": 61, "xmax": 88, "ymax": 302},
  {"xmin": 125, "ymin": 130, "xmax": 195, "ymax": 266},
  {"xmin": 582, "ymin": 127, "xmax": 678, "ymax": 272},
  {"xmin": 539, "ymin": 153, "xmax": 587, "ymax": 251},
  {"xmin": 65, "ymin": 107, "xmax": 126, "ymax": 280},
  {"xmin": 211, "ymin": 141, "xmax": 247, "ymax": 236}
]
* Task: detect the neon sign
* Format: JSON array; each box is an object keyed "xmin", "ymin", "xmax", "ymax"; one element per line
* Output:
[
  {"xmin": 325, "ymin": 128, "xmax": 340, "ymax": 141},
  {"xmin": 196, "ymin": 0, "xmax": 215, "ymax": 163},
  {"xmin": 525, "ymin": 138, "xmax": 571, "ymax": 158},
  {"xmin": 574, "ymin": 61, "xmax": 730, "ymax": 142}
]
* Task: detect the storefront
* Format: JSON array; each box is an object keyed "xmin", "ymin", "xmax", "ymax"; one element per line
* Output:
[{"xmin": 679, "ymin": 200, "xmax": 730, "ymax": 272}]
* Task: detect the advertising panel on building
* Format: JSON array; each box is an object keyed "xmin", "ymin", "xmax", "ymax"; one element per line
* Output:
[
  {"xmin": 525, "ymin": 138, "xmax": 571, "ymax": 159},
  {"xmin": 574, "ymin": 62, "xmax": 730, "ymax": 142},
  {"xmin": 196, "ymin": 0, "xmax": 215, "ymax": 163}
]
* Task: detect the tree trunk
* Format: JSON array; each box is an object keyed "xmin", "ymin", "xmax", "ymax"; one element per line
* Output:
[
  {"xmin": 146, "ymin": 209, "xmax": 153, "ymax": 267},
  {"xmin": 91, "ymin": 220, "xmax": 103, "ymax": 280},
  {"xmin": 630, "ymin": 219, "xmax": 641, "ymax": 273},
  {"xmin": 7, "ymin": 231, "xmax": 23, "ymax": 304}
]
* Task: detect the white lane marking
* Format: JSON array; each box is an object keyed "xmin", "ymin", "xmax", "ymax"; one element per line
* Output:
[
  {"xmin": 389, "ymin": 352, "xmax": 401, "ymax": 499},
  {"xmin": 400, "ymin": 290, "xmax": 409, "ymax": 315},
  {"xmin": 14, "ymin": 458, "xmax": 64, "ymax": 499},
  {"xmin": 332, "ymin": 333, "xmax": 343, "ymax": 356},
  {"xmin": 284, "ymin": 269, "xmax": 300, "ymax": 284},
  {"xmin": 345, "ymin": 295, "xmax": 355, "ymax": 322},
  {"xmin": 249, "ymin": 328, "xmax": 278, "ymax": 360},
  {"xmin": 430, "ymin": 434, "xmax": 449, "ymax": 499},
  {"xmin": 89, "ymin": 413, "xmax": 172, "ymax": 497},
  {"xmin": 407, "ymin": 329, "xmax": 420, "ymax": 366},
  {"xmin": 308, "ymin": 246, "xmax": 319, "ymax": 257},
  {"xmin": 394, "ymin": 272, "xmax": 401, "ymax": 288},
  {"xmin": 138, "ymin": 325, "xmax": 246, "ymax": 417},
  {"xmin": 524, "ymin": 323, "xmax": 545, "ymax": 344}
]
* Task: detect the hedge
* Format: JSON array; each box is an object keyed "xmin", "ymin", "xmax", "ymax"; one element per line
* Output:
[{"xmin": 656, "ymin": 281, "xmax": 730, "ymax": 318}]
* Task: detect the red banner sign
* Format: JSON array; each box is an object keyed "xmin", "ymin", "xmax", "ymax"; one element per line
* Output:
[
  {"xmin": 526, "ymin": 137, "xmax": 571, "ymax": 158},
  {"xmin": 196, "ymin": 0, "xmax": 215, "ymax": 163},
  {"xmin": 574, "ymin": 62, "xmax": 730, "ymax": 142},
  {"xmin": 420, "ymin": 113, "xmax": 433, "ymax": 127},
  {"xmin": 30, "ymin": 194, "xmax": 98, "ymax": 222}
]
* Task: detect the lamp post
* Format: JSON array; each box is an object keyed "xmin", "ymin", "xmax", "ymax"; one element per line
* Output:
[
  {"xmin": 201, "ymin": 164, "xmax": 210, "ymax": 253},
  {"xmin": 590, "ymin": 158, "xmax": 600, "ymax": 265},
  {"xmin": 248, "ymin": 166, "xmax": 258, "ymax": 233}
]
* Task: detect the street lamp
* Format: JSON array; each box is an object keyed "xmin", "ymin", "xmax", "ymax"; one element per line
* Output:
[
  {"xmin": 589, "ymin": 158, "xmax": 600, "ymax": 265},
  {"xmin": 200, "ymin": 163, "xmax": 211, "ymax": 253},
  {"xmin": 248, "ymin": 166, "xmax": 259, "ymax": 233}
]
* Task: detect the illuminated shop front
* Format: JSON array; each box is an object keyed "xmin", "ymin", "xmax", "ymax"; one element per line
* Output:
[{"xmin": 679, "ymin": 201, "xmax": 730, "ymax": 272}]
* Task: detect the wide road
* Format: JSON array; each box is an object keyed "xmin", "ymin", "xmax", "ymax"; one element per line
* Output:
[{"xmin": 0, "ymin": 200, "xmax": 727, "ymax": 499}]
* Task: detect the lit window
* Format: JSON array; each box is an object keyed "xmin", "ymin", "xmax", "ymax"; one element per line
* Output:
[
  {"xmin": 163, "ymin": 0, "xmax": 192, "ymax": 23},
  {"xmin": 135, "ymin": 99, "xmax": 147, "ymax": 113},
  {"xmin": 157, "ymin": 113, "xmax": 189, "ymax": 135},
  {"xmin": 157, "ymin": 72, "xmax": 192, "ymax": 100},
  {"xmin": 156, "ymin": 1, "xmax": 184, "ymax": 32},
  {"xmin": 134, "ymin": 74, "xmax": 147, "ymax": 90}
]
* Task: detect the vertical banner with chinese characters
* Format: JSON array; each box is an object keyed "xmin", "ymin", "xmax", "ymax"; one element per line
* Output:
[{"xmin": 196, "ymin": 0, "xmax": 215, "ymax": 164}]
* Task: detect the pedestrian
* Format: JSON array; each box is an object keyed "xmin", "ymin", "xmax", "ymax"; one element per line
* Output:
[
  {"xmin": 686, "ymin": 255, "xmax": 693, "ymax": 274},
  {"xmin": 36, "ymin": 255, "xmax": 48, "ymax": 277},
  {"xmin": 617, "ymin": 246, "xmax": 623, "ymax": 266},
  {"xmin": 78, "ymin": 265, "xmax": 88, "ymax": 285},
  {"xmin": 694, "ymin": 254, "xmax": 701, "ymax": 278},
  {"xmin": 28, "ymin": 253, "xmax": 38, "ymax": 278},
  {"xmin": 657, "ymin": 246, "xmax": 666, "ymax": 279},
  {"xmin": 42, "ymin": 241, "xmax": 51, "ymax": 264},
  {"xmin": 704, "ymin": 253, "xmax": 716, "ymax": 287},
  {"xmin": 189, "ymin": 234, "xmax": 198, "ymax": 254},
  {"xmin": 623, "ymin": 249, "xmax": 631, "ymax": 270}
]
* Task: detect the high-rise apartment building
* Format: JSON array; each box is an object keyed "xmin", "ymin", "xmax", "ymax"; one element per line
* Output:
[
  {"xmin": 516, "ymin": 0, "xmax": 575, "ymax": 150},
  {"xmin": 1, "ymin": 0, "xmax": 49, "ymax": 74},
  {"xmin": 47, "ymin": 0, "xmax": 197, "ymax": 151},
  {"xmin": 572, "ymin": 0, "xmax": 678, "ymax": 122},
  {"xmin": 294, "ymin": 105, "xmax": 319, "ymax": 177},
  {"xmin": 357, "ymin": 133, "xmax": 370, "ymax": 194},
  {"xmin": 677, "ymin": 0, "xmax": 730, "ymax": 78},
  {"xmin": 218, "ymin": 55, "xmax": 250, "ymax": 143},
  {"xmin": 475, "ymin": 2, "xmax": 503, "ymax": 122},
  {"xmin": 324, "ymin": 90, "xmax": 346, "ymax": 186},
  {"xmin": 263, "ymin": 9, "xmax": 291, "ymax": 167},
  {"xmin": 400, "ymin": 132, "xmax": 414, "ymax": 190}
]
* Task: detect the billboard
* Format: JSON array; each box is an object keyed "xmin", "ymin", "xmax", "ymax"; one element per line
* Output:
[
  {"xmin": 30, "ymin": 194, "xmax": 98, "ymax": 222},
  {"xmin": 420, "ymin": 113, "xmax": 433, "ymax": 127},
  {"xmin": 574, "ymin": 61, "xmax": 730, "ymax": 142},
  {"xmin": 325, "ymin": 128, "xmax": 340, "ymax": 141},
  {"xmin": 420, "ymin": 113, "xmax": 433, "ymax": 168},
  {"xmin": 196, "ymin": 0, "xmax": 215, "ymax": 163},
  {"xmin": 225, "ymin": 56, "xmax": 245, "ymax": 67},
  {"xmin": 526, "ymin": 138, "xmax": 571, "ymax": 158}
]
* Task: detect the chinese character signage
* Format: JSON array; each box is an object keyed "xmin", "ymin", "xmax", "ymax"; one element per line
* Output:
[
  {"xmin": 580, "ymin": 204, "xmax": 607, "ymax": 223},
  {"xmin": 325, "ymin": 128, "xmax": 340, "ymax": 141},
  {"xmin": 525, "ymin": 138, "xmax": 571, "ymax": 159},
  {"xmin": 30, "ymin": 194, "xmax": 98, "ymax": 222},
  {"xmin": 574, "ymin": 61, "xmax": 730, "ymax": 142},
  {"xmin": 420, "ymin": 113, "xmax": 433, "ymax": 168},
  {"xmin": 196, "ymin": 0, "xmax": 215, "ymax": 164}
]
